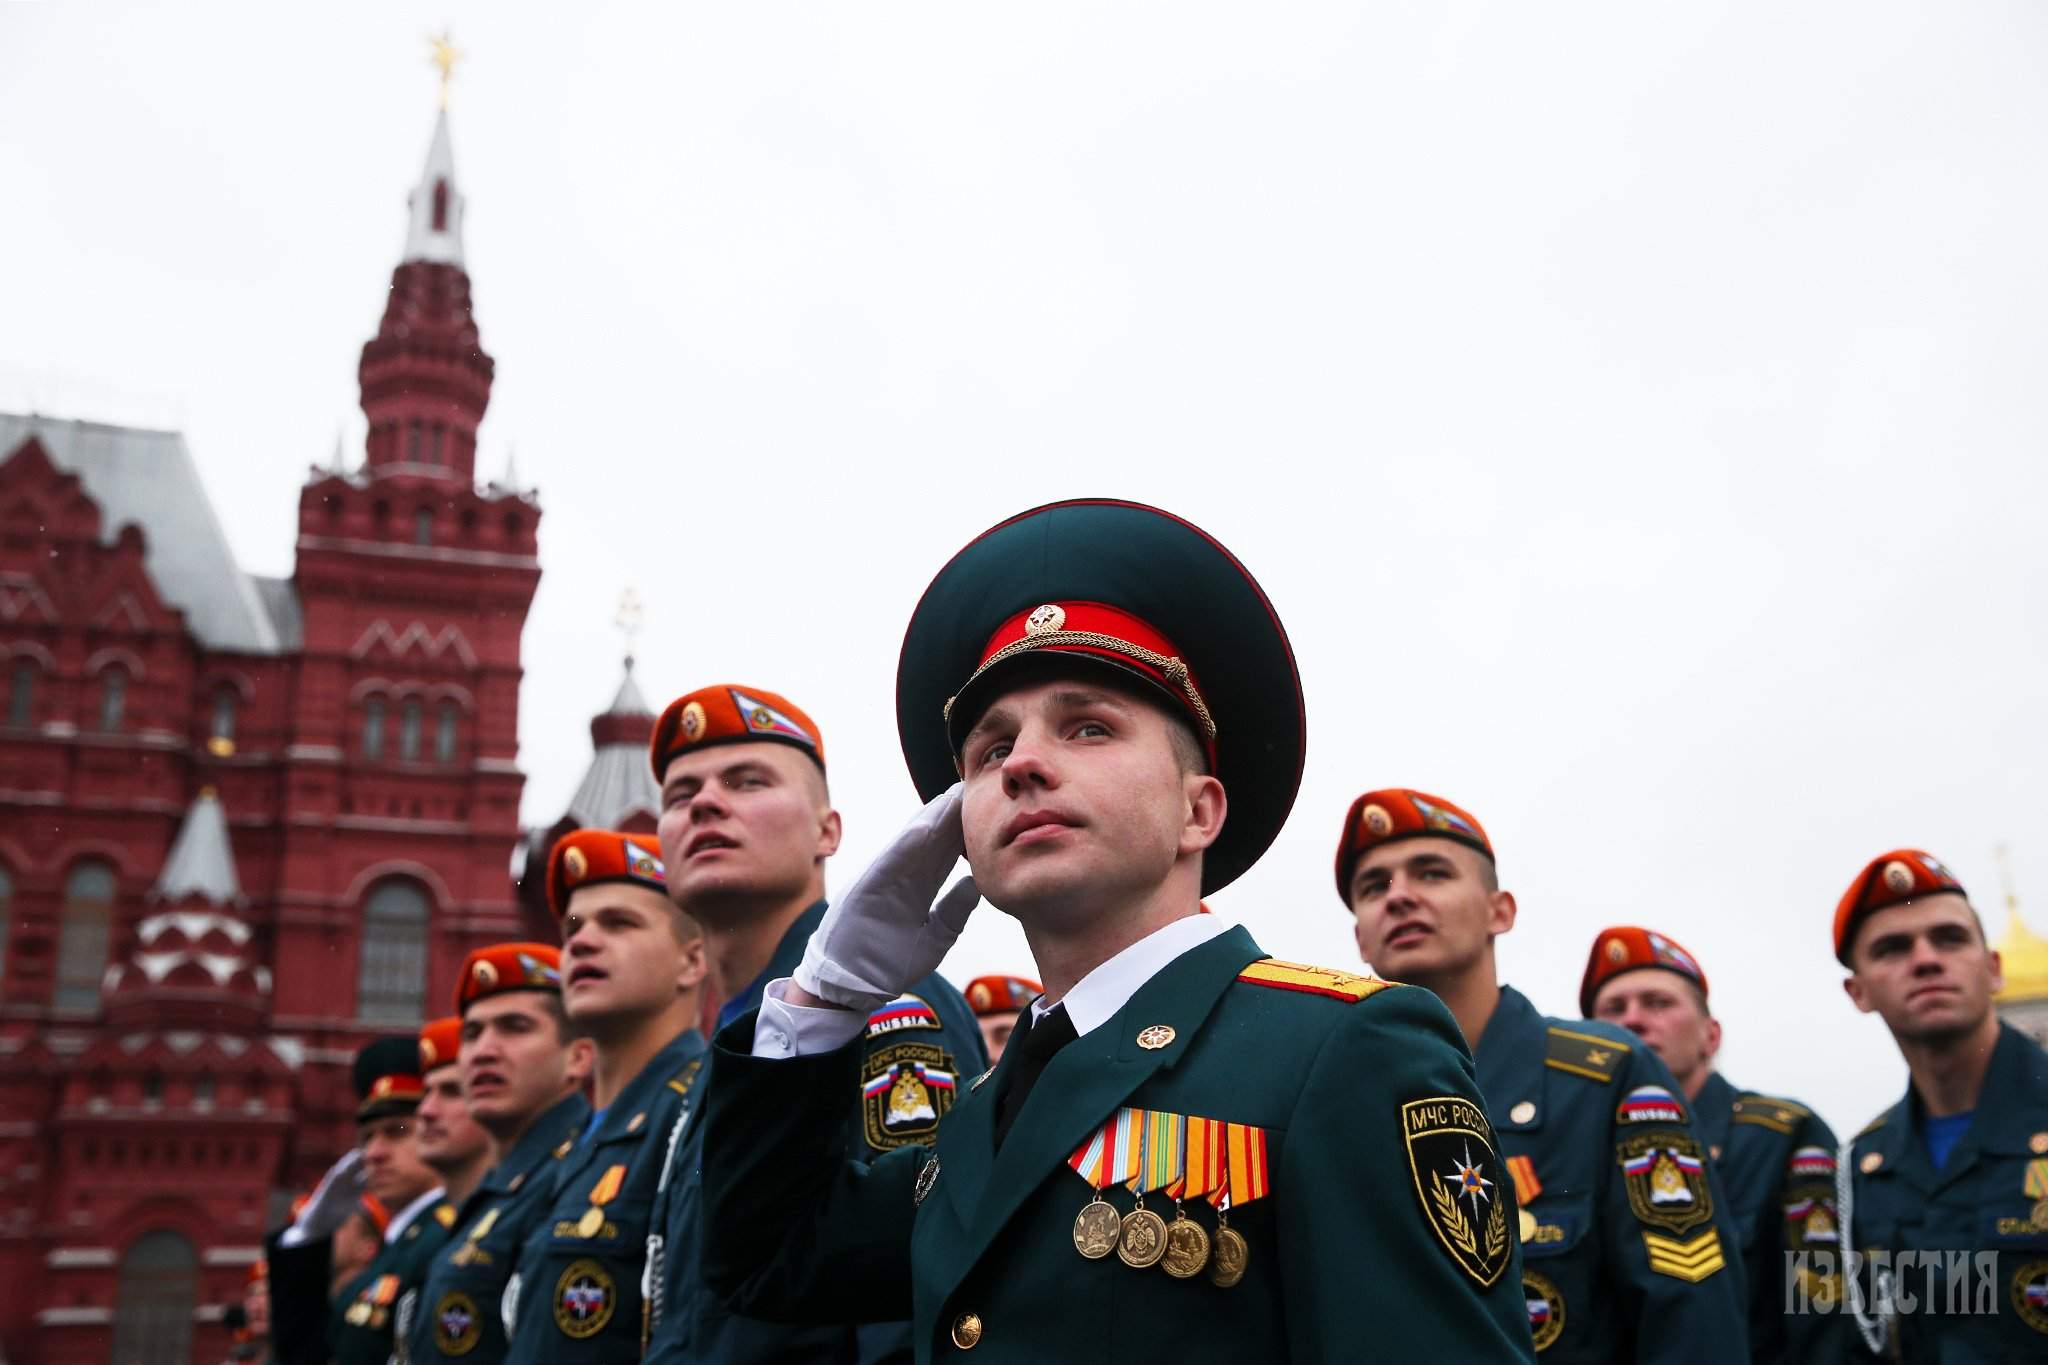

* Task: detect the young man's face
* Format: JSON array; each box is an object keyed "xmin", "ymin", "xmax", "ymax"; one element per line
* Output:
[
  {"xmin": 657, "ymin": 743, "xmax": 840, "ymax": 915},
  {"xmin": 958, "ymin": 677, "xmax": 1222, "ymax": 927},
  {"xmin": 356, "ymin": 1112, "xmax": 436, "ymax": 1208},
  {"xmin": 1843, "ymin": 894, "xmax": 2001, "ymax": 1045},
  {"xmin": 415, "ymin": 1064, "xmax": 491, "ymax": 1175},
  {"xmin": 1348, "ymin": 837, "xmax": 1513, "ymax": 986},
  {"xmin": 461, "ymin": 993, "xmax": 589, "ymax": 1129},
  {"xmin": 1591, "ymin": 969, "xmax": 1720, "ymax": 1086},
  {"xmin": 561, "ymin": 882, "xmax": 705, "ymax": 1025}
]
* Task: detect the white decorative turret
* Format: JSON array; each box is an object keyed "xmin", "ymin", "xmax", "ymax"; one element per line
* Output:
[{"xmin": 401, "ymin": 108, "xmax": 466, "ymax": 267}]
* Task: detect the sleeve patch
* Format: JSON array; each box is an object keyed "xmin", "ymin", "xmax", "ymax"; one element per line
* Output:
[
  {"xmin": 1617, "ymin": 1129, "xmax": 1716, "ymax": 1236},
  {"xmin": 1545, "ymin": 1026, "xmax": 1629, "ymax": 1082},
  {"xmin": 861, "ymin": 1041, "xmax": 955, "ymax": 1151},
  {"xmin": 1399, "ymin": 1095, "xmax": 1512, "ymax": 1287},
  {"xmin": 1236, "ymin": 958, "xmax": 1395, "ymax": 1002},
  {"xmin": 1642, "ymin": 1228, "xmax": 1726, "ymax": 1282},
  {"xmin": 865, "ymin": 993, "xmax": 942, "ymax": 1038}
]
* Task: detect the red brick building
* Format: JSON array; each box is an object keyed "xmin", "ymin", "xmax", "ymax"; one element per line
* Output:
[{"xmin": 0, "ymin": 108, "xmax": 544, "ymax": 1364}]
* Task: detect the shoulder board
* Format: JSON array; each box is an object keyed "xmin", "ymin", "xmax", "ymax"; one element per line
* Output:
[
  {"xmin": 434, "ymin": 1204, "xmax": 457, "ymax": 1229},
  {"xmin": 1731, "ymin": 1094, "xmax": 1810, "ymax": 1135},
  {"xmin": 1855, "ymin": 1113, "xmax": 1888, "ymax": 1139},
  {"xmin": 1236, "ymin": 958, "xmax": 1395, "ymax": 1002},
  {"xmin": 1544, "ymin": 1026, "xmax": 1630, "ymax": 1083},
  {"xmin": 666, "ymin": 1056, "xmax": 705, "ymax": 1097}
]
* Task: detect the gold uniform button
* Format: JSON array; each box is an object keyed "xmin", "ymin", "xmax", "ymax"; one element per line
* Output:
[{"xmin": 951, "ymin": 1313, "xmax": 984, "ymax": 1349}]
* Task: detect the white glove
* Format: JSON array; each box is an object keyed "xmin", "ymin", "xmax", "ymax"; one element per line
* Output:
[
  {"xmin": 289, "ymin": 1149, "xmax": 365, "ymax": 1243},
  {"xmin": 796, "ymin": 782, "xmax": 981, "ymax": 1015}
]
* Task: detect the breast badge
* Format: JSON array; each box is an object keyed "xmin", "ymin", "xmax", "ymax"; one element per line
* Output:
[
  {"xmin": 1400, "ymin": 1095, "xmax": 1511, "ymax": 1287},
  {"xmin": 553, "ymin": 1259, "xmax": 616, "ymax": 1339},
  {"xmin": 434, "ymin": 1291, "xmax": 482, "ymax": 1357},
  {"xmin": 862, "ymin": 1042, "xmax": 956, "ymax": 1151},
  {"xmin": 1523, "ymin": 1270, "xmax": 1565, "ymax": 1352}
]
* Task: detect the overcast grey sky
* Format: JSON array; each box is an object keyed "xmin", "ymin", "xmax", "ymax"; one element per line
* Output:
[{"xmin": 5, "ymin": 2, "xmax": 2045, "ymax": 1133}]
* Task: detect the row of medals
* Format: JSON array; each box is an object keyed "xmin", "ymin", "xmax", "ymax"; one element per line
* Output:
[{"xmin": 1072, "ymin": 1193, "xmax": 1247, "ymax": 1287}]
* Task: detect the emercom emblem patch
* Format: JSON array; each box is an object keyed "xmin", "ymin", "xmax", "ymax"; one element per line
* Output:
[
  {"xmin": 862, "ymin": 1041, "xmax": 956, "ymax": 1151},
  {"xmin": 1401, "ymin": 1095, "xmax": 1511, "ymax": 1287}
]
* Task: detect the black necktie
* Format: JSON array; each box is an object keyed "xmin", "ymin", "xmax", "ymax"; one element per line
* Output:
[{"xmin": 991, "ymin": 1004, "xmax": 1075, "ymax": 1151}]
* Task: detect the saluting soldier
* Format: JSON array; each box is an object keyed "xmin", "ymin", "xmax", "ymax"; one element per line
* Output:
[
  {"xmin": 266, "ymin": 1037, "xmax": 446, "ymax": 1365},
  {"xmin": 1834, "ymin": 848, "xmax": 2048, "ymax": 1360},
  {"xmin": 1338, "ymin": 789, "xmax": 1750, "ymax": 1361},
  {"xmin": 963, "ymin": 974, "xmax": 1042, "ymax": 1065},
  {"xmin": 408, "ymin": 943, "xmax": 592, "ymax": 1364},
  {"xmin": 1581, "ymin": 925, "xmax": 1850, "ymax": 1361},
  {"xmin": 641, "ymin": 683, "xmax": 986, "ymax": 1364},
  {"xmin": 700, "ymin": 499, "xmax": 1536, "ymax": 1361},
  {"xmin": 504, "ymin": 830, "xmax": 707, "ymax": 1365}
]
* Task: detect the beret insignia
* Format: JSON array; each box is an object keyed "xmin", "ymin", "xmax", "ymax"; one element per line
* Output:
[
  {"xmin": 563, "ymin": 847, "xmax": 588, "ymax": 883},
  {"xmin": 680, "ymin": 700, "xmax": 705, "ymax": 740},
  {"xmin": 1882, "ymin": 860, "xmax": 1915, "ymax": 894}
]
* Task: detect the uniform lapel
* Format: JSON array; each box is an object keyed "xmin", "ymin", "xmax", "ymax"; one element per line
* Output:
[
  {"xmin": 1474, "ymin": 985, "xmax": 1545, "ymax": 1124},
  {"xmin": 1692, "ymin": 1071, "xmax": 1736, "ymax": 1159},
  {"xmin": 929, "ymin": 926, "xmax": 1264, "ymax": 1309},
  {"xmin": 1929, "ymin": 1025, "xmax": 2045, "ymax": 1191}
]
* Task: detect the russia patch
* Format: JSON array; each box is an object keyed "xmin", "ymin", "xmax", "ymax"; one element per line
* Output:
[
  {"xmin": 1615, "ymin": 1085, "xmax": 1687, "ymax": 1126},
  {"xmin": 865, "ymin": 994, "xmax": 942, "ymax": 1039}
]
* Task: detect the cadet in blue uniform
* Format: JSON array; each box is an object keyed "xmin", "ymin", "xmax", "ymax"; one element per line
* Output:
[
  {"xmin": 1339, "ymin": 788, "xmax": 1751, "ymax": 1361},
  {"xmin": 505, "ymin": 830, "xmax": 708, "ymax": 1364},
  {"xmin": 700, "ymin": 499, "xmax": 1536, "ymax": 1362},
  {"xmin": 408, "ymin": 942, "xmax": 592, "ymax": 1364},
  {"xmin": 391, "ymin": 1015, "xmax": 492, "ymax": 1358},
  {"xmin": 1582, "ymin": 924, "xmax": 1850, "ymax": 1362},
  {"xmin": 1834, "ymin": 848, "xmax": 2048, "ymax": 1361},
  {"xmin": 641, "ymin": 681, "xmax": 986, "ymax": 1365},
  {"xmin": 265, "ymin": 1036, "xmax": 445, "ymax": 1365}
]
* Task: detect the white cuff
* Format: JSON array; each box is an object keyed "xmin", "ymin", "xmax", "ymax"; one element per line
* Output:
[{"xmin": 752, "ymin": 977, "xmax": 868, "ymax": 1058}]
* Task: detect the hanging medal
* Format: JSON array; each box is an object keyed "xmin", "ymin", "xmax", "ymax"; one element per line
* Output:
[
  {"xmin": 1067, "ymin": 1121, "xmax": 1122, "ymax": 1259},
  {"xmin": 1108, "ymin": 1109, "xmax": 1168, "ymax": 1269},
  {"xmin": 578, "ymin": 1164, "xmax": 626, "ymax": 1238},
  {"xmin": 1142, "ymin": 1110, "xmax": 1210, "ymax": 1278},
  {"xmin": 1210, "ymin": 1121, "xmax": 1269, "ymax": 1288}
]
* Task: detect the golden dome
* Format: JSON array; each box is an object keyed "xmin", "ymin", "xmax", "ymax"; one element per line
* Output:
[{"xmin": 1993, "ymin": 906, "xmax": 2048, "ymax": 1004}]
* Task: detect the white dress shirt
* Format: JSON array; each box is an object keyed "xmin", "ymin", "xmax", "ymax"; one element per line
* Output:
[{"xmin": 752, "ymin": 912, "xmax": 1230, "ymax": 1059}]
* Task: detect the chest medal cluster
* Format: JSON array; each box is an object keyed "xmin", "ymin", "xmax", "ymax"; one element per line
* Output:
[{"xmin": 1064, "ymin": 1108, "xmax": 1269, "ymax": 1287}]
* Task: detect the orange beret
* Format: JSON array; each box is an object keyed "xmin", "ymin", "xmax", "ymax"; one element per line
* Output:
[
  {"xmin": 546, "ymin": 829, "xmax": 667, "ymax": 920},
  {"xmin": 1579, "ymin": 926, "xmax": 1709, "ymax": 1016},
  {"xmin": 944, "ymin": 602, "xmax": 1217, "ymax": 768},
  {"xmin": 1332, "ymin": 788, "xmax": 1493, "ymax": 903},
  {"xmin": 418, "ymin": 1016, "xmax": 463, "ymax": 1073},
  {"xmin": 650, "ymin": 684, "xmax": 825, "ymax": 780},
  {"xmin": 456, "ymin": 941, "xmax": 563, "ymax": 1014},
  {"xmin": 1834, "ymin": 848, "xmax": 1966, "ymax": 965},
  {"xmin": 964, "ymin": 974, "xmax": 1042, "ymax": 1016}
]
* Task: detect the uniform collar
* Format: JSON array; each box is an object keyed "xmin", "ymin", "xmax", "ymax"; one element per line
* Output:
[
  {"xmin": 383, "ymin": 1185, "xmax": 445, "ymax": 1245},
  {"xmin": 485, "ymin": 1091, "xmax": 591, "ymax": 1194},
  {"xmin": 1472, "ymin": 983, "xmax": 1545, "ymax": 1099},
  {"xmin": 718, "ymin": 898, "xmax": 828, "ymax": 1032},
  {"xmin": 1921, "ymin": 1023, "xmax": 2048, "ymax": 1163},
  {"xmin": 587, "ymin": 1027, "xmax": 706, "ymax": 1148},
  {"xmin": 1691, "ymin": 1071, "xmax": 1737, "ymax": 1153},
  {"xmin": 1028, "ymin": 913, "xmax": 1231, "ymax": 1038}
]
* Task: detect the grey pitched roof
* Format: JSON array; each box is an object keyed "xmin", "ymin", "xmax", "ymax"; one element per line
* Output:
[
  {"xmin": 565, "ymin": 744, "xmax": 661, "ymax": 829},
  {"xmin": 251, "ymin": 575, "xmax": 304, "ymax": 650},
  {"xmin": 154, "ymin": 790, "xmax": 243, "ymax": 904},
  {"xmin": 608, "ymin": 665, "xmax": 652, "ymax": 717},
  {"xmin": 0, "ymin": 413, "xmax": 285, "ymax": 654}
]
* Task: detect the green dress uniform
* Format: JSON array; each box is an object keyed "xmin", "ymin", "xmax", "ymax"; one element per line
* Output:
[
  {"xmin": 643, "ymin": 897, "xmax": 988, "ymax": 1365},
  {"xmin": 405, "ymin": 1092, "xmax": 590, "ymax": 1363},
  {"xmin": 1842, "ymin": 1023, "xmax": 2048, "ymax": 1362},
  {"xmin": 504, "ymin": 1027, "xmax": 707, "ymax": 1365},
  {"xmin": 331, "ymin": 1196, "xmax": 460, "ymax": 1365},
  {"xmin": 1689, "ymin": 1072, "xmax": 1853, "ymax": 1363},
  {"xmin": 700, "ymin": 926, "xmax": 1536, "ymax": 1362},
  {"xmin": 1476, "ymin": 985, "xmax": 1750, "ymax": 1361}
]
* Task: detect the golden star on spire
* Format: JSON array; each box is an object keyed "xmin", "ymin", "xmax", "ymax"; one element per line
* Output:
[{"xmin": 429, "ymin": 31, "xmax": 462, "ymax": 110}]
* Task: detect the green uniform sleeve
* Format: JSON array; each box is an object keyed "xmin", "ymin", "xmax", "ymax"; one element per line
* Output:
[
  {"xmin": 1277, "ymin": 986, "xmax": 1535, "ymax": 1360},
  {"xmin": 699, "ymin": 1016, "xmax": 922, "ymax": 1324},
  {"xmin": 1771, "ymin": 1109, "xmax": 1855, "ymax": 1365}
]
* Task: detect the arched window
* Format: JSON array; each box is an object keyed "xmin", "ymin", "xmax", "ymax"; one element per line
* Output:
[
  {"xmin": 56, "ymin": 859, "xmax": 116, "ymax": 1012},
  {"xmin": 406, "ymin": 423, "xmax": 422, "ymax": 463},
  {"xmin": 7, "ymin": 659, "xmax": 35, "ymax": 727},
  {"xmin": 362, "ymin": 697, "xmax": 386, "ymax": 759},
  {"xmin": 399, "ymin": 699, "xmax": 423, "ymax": 761},
  {"xmin": 209, "ymin": 688, "xmax": 238, "ymax": 749},
  {"xmin": 414, "ymin": 507, "xmax": 434, "ymax": 544},
  {"xmin": 99, "ymin": 668, "xmax": 127, "ymax": 732},
  {"xmin": 0, "ymin": 865, "xmax": 13, "ymax": 983},
  {"xmin": 111, "ymin": 1229, "xmax": 197, "ymax": 1365},
  {"xmin": 435, "ymin": 703, "xmax": 459, "ymax": 764},
  {"xmin": 358, "ymin": 880, "xmax": 429, "ymax": 1023}
]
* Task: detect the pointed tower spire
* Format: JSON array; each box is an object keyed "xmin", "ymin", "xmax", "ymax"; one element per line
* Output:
[
  {"xmin": 329, "ymin": 427, "xmax": 347, "ymax": 474},
  {"xmin": 154, "ymin": 788, "xmax": 244, "ymax": 905},
  {"xmin": 500, "ymin": 442, "xmax": 521, "ymax": 492},
  {"xmin": 402, "ymin": 108, "xmax": 466, "ymax": 267}
]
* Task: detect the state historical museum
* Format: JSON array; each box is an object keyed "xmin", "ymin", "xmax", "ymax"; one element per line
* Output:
[{"xmin": 0, "ymin": 108, "xmax": 568, "ymax": 1364}]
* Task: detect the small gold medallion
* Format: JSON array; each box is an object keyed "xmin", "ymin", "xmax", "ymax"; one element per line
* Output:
[
  {"xmin": 1519, "ymin": 1207, "xmax": 1538, "ymax": 1243},
  {"xmin": 1136, "ymin": 1025, "xmax": 1176, "ymax": 1051},
  {"xmin": 1859, "ymin": 1151, "xmax": 1883, "ymax": 1174},
  {"xmin": 680, "ymin": 700, "xmax": 706, "ymax": 740},
  {"xmin": 1881, "ymin": 860, "xmax": 1914, "ymax": 894},
  {"xmin": 1362, "ymin": 803, "xmax": 1393, "ymax": 836},
  {"xmin": 1208, "ymin": 1225, "xmax": 1249, "ymax": 1288},
  {"xmin": 1073, "ymin": 1197, "xmax": 1121, "ymax": 1259},
  {"xmin": 1604, "ymin": 937, "xmax": 1628, "ymax": 963},
  {"xmin": 1160, "ymin": 1214, "xmax": 1211, "ymax": 1279},
  {"xmin": 2031, "ymin": 1132, "xmax": 2048, "ymax": 1155},
  {"xmin": 2032, "ymin": 1197, "xmax": 2048, "ymax": 1230},
  {"xmin": 576, "ymin": 1206, "xmax": 605, "ymax": 1238},
  {"xmin": 1510, "ymin": 1101, "xmax": 1536, "ymax": 1125},
  {"xmin": 473, "ymin": 959, "xmax": 498, "ymax": 988},
  {"xmin": 563, "ymin": 847, "xmax": 588, "ymax": 882},
  {"xmin": 1117, "ymin": 1206, "xmax": 1169, "ymax": 1269}
]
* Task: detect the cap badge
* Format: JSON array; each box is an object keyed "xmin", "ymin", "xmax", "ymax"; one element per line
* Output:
[
  {"xmin": 680, "ymin": 700, "xmax": 706, "ymax": 742},
  {"xmin": 563, "ymin": 846, "xmax": 589, "ymax": 883},
  {"xmin": 1362, "ymin": 803, "xmax": 1393, "ymax": 836},
  {"xmin": 969, "ymin": 983, "xmax": 991, "ymax": 1010},
  {"xmin": 1136, "ymin": 1024, "xmax": 1176, "ymax": 1050},
  {"xmin": 472, "ymin": 959, "xmax": 499, "ymax": 988},
  {"xmin": 1604, "ymin": 938, "xmax": 1628, "ymax": 964},
  {"xmin": 1025, "ymin": 603, "xmax": 1066, "ymax": 636},
  {"xmin": 420, "ymin": 1039, "xmax": 439, "ymax": 1067},
  {"xmin": 1881, "ymin": 860, "xmax": 1914, "ymax": 895}
]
